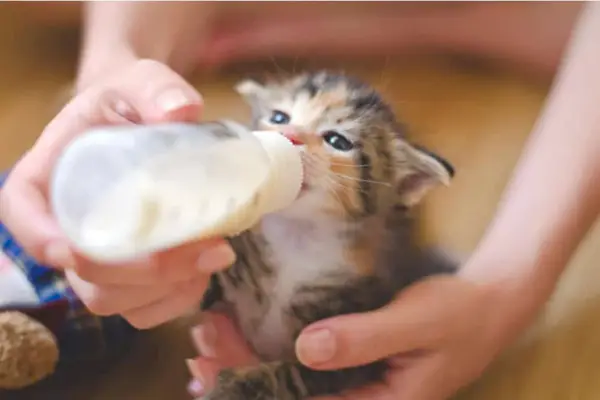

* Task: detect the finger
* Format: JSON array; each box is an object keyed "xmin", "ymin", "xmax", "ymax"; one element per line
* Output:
[
  {"xmin": 156, "ymin": 238, "xmax": 235, "ymax": 276},
  {"xmin": 295, "ymin": 287, "xmax": 442, "ymax": 370},
  {"xmin": 206, "ymin": 13, "xmax": 415, "ymax": 65},
  {"xmin": 386, "ymin": 356, "xmax": 446, "ymax": 400},
  {"xmin": 122, "ymin": 276, "xmax": 209, "ymax": 329},
  {"xmin": 312, "ymin": 383, "xmax": 394, "ymax": 400},
  {"xmin": 313, "ymin": 357, "xmax": 426, "ymax": 400},
  {"xmin": 115, "ymin": 59, "xmax": 202, "ymax": 123},
  {"xmin": 191, "ymin": 312, "xmax": 258, "ymax": 366},
  {"xmin": 71, "ymin": 239, "xmax": 234, "ymax": 286},
  {"xmin": 295, "ymin": 309, "xmax": 422, "ymax": 370},
  {"xmin": 187, "ymin": 378, "xmax": 206, "ymax": 398},
  {"xmin": 65, "ymin": 269, "xmax": 208, "ymax": 316},
  {"xmin": 187, "ymin": 357, "xmax": 223, "ymax": 393}
]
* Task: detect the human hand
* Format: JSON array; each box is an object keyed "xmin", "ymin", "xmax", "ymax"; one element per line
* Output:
[
  {"xmin": 0, "ymin": 58, "xmax": 235, "ymax": 329},
  {"xmin": 187, "ymin": 275, "xmax": 536, "ymax": 399}
]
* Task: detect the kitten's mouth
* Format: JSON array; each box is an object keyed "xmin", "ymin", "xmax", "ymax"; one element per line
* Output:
[{"xmin": 297, "ymin": 180, "xmax": 310, "ymax": 198}]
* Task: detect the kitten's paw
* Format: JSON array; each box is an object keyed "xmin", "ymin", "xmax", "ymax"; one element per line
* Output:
[{"xmin": 202, "ymin": 369, "xmax": 260, "ymax": 400}]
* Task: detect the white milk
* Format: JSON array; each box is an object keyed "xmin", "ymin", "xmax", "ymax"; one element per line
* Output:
[{"xmin": 50, "ymin": 122, "xmax": 303, "ymax": 262}]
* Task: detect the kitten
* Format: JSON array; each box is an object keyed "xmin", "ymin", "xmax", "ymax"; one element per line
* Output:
[{"xmin": 199, "ymin": 71, "xmax": 457, "ymax": 400}]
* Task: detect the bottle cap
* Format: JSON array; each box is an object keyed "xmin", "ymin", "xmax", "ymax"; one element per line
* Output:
[{"xmin": 251, "ymin": 130, "xmax": 304, "ymax": 216}]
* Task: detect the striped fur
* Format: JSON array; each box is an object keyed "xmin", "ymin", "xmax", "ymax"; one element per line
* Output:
[{"xmin": 199, "ymin": 72, "xmax": 456, "ymax": 400}]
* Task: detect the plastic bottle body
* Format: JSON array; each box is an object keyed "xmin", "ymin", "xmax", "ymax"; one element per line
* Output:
[{"xmin": 50, "ymin": 121, "xmax": 302, "ymax": 262}]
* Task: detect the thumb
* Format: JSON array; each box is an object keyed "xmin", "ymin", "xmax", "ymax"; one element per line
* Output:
[
  {"xmin": 192, "ymin": 312, "xmax": 258, "ymax": 367},
  {"xmin": 295, "ymin": 308, "xmax": 422, "ymax": 371},
  {"xmin": 116, "ymin": 59, "xmax": 203, "ymax": 124},
  {"xmin": 295, "ymin": 282, "xmax": 449, "ymax": 370}
]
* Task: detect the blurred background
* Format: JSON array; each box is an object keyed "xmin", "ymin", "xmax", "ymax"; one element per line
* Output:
[{"xmin": 2, "ymin": 2, "xmax": 600, "ymax": 400}]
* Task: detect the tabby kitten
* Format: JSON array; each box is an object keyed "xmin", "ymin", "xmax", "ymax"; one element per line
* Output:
[{"xmin": 199, "ymin": 71, "xmax": 457, "ymax": 400}]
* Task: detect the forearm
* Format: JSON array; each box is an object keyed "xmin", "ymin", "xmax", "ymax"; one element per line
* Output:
[
  {"xmin": 76, "ymin": 2, "xmax": 214, "ymax": 91},
  {"xmin": 462, "ymin": 3, "xmax": 600, "ymax": 311}
]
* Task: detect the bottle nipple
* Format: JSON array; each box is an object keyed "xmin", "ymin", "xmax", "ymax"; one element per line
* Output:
[{"xmin": 250, "ymin": 130, "xmax": 304, "ymax": 215}]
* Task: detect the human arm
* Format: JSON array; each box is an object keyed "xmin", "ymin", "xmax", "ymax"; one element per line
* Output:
[
  {"xmin": 461, "ymin": 0, "xmax": 600, "ymax": 325},
  {"xmin": 286, "ymin": 2, "xmax": 600, "ymax": 396},
  {"xmin": 76, "ymin": 2, "xmax": 214, "ymax": 91}
]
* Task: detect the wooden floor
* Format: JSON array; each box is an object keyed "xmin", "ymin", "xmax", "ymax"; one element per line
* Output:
[{"xmin": 2, "ymin": 4, "xmax": 600, "ymax": 400}]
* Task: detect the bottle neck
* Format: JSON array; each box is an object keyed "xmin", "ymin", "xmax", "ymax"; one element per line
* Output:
[{"xmin": 251, "ymin": 130, "xmax": 304, "ymax": 216}]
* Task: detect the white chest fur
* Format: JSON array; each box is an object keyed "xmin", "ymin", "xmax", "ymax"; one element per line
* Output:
[{"xmin": 221, "ymin": 214, "xmax": 351, "ymax": 361}]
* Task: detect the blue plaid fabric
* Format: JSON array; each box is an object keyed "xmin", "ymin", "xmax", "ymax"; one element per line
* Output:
[{"xmin": 0, "ymin": 171, "xmax": 138, "ymax": 372}]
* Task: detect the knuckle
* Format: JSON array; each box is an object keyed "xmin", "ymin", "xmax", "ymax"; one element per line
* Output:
[
  {"xmin": 135, "ymin": 58, "xmax": 174, "ymax": 76},
  {"xmin": 83, "ymin": 87, "xmax": 139, "ymax": 125}
]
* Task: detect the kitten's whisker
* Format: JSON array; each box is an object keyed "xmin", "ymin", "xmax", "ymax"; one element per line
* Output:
[
  {"xmin": 329, "ymin": 182, "xmax": 370, "ymax": 196},
  {"xmin": 328, "ymin": 161, "xmax": 370, "ymax": 168},
  {"xmin": 332, "ymin": 173, "xmax": 392, "ymax": 187},
  {"xmin": 324, "ymin": 175, "xmax": 371, "ymax": 195},
  {"xmin": 269, "ymin": 56, "xmax": 287, "ymax": 76},
  {"xmin": 323, "ymin": 179, "xmax": 347, "ymax": 207}
]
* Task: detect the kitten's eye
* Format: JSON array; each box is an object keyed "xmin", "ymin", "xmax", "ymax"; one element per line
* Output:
[
  {"xmin": 322, "ymin": 131, "xmax": 354, "ymax": 151},
  {"xmin": 269, "ymin": 110, "xmax": 291, "ymax": 125}
]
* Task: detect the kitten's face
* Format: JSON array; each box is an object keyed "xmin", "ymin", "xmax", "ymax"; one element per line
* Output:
[{"xmin": 236, "ymin": 72, "xmax": 454, "ymax": 219}]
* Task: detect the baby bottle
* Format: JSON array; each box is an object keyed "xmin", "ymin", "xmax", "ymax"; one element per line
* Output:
[{"xmin": 49, "ymin": 120, "xmax": 303, "ymax": 262}]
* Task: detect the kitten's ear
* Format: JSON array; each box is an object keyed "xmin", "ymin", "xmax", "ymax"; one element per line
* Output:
[
  {"xmin": 395, "ymin": 142, "xmax": 454, "ymax": 206},
  {"xmin": 235, "ymin": 79, "xmax": 268, "ymax": 102}
]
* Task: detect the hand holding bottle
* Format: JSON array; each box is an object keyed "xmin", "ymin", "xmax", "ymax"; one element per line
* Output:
[{"xmin": 0, "ymin": 59, "xmax": 235, "ymax": 329}]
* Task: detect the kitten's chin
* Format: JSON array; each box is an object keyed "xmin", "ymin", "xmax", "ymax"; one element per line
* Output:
[
  {"xmin": 298, "ymin": 182, "xmax": 310, "ymax": 197},
  {"xmin": 277, "ymin": 187, "xmax": 324, "ymax": 219}
]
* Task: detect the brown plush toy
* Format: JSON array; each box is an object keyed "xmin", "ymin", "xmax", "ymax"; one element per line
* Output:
[{"xmin": 0, "ymin": 311, "xmax": 59, "ymax": 389}]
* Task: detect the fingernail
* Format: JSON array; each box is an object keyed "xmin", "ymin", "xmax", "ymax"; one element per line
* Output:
[
  {"xmin": 191, "ymin": 322, "xmax": 217, "ymax": 358},
  {"xmin": 187, "ymin": 378, "xmax": 204, "ymax": 397},
  {"xmin": 197, "ymin": 243, "xmax": 236, "ymax": 272},
  {"xmin": 296, "ymin": 329, "xmax": 336, "ymax": 365},
  {"xmin": 186, "ymin": 359, "xmax": 205, "ymax": 396},
  {"xmin": 44, "ymin": 242, "xmax": 75, "ymax": 269},
  {"xmin": 156, "ymin": 88, "xmax": 198, "ymax": 113}
]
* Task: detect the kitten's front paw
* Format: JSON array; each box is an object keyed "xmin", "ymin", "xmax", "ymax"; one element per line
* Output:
[{"xmin": 202, "ymin": 369, "xmax": 265, "ymax": 400}]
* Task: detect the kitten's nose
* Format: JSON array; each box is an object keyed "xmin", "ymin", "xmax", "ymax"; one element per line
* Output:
[
  {"xmin": 281, "ymin": 129, "xmax": 304, "ymax": 146},
  {"xmin": 287, "ymin": 136, "xmax": 304, "ymax": 146}
]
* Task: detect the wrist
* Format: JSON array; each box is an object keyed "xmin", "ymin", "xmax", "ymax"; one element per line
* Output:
[{"xmin": 459, "ymin": 246, "xmax": 558, "ymax": 348}]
